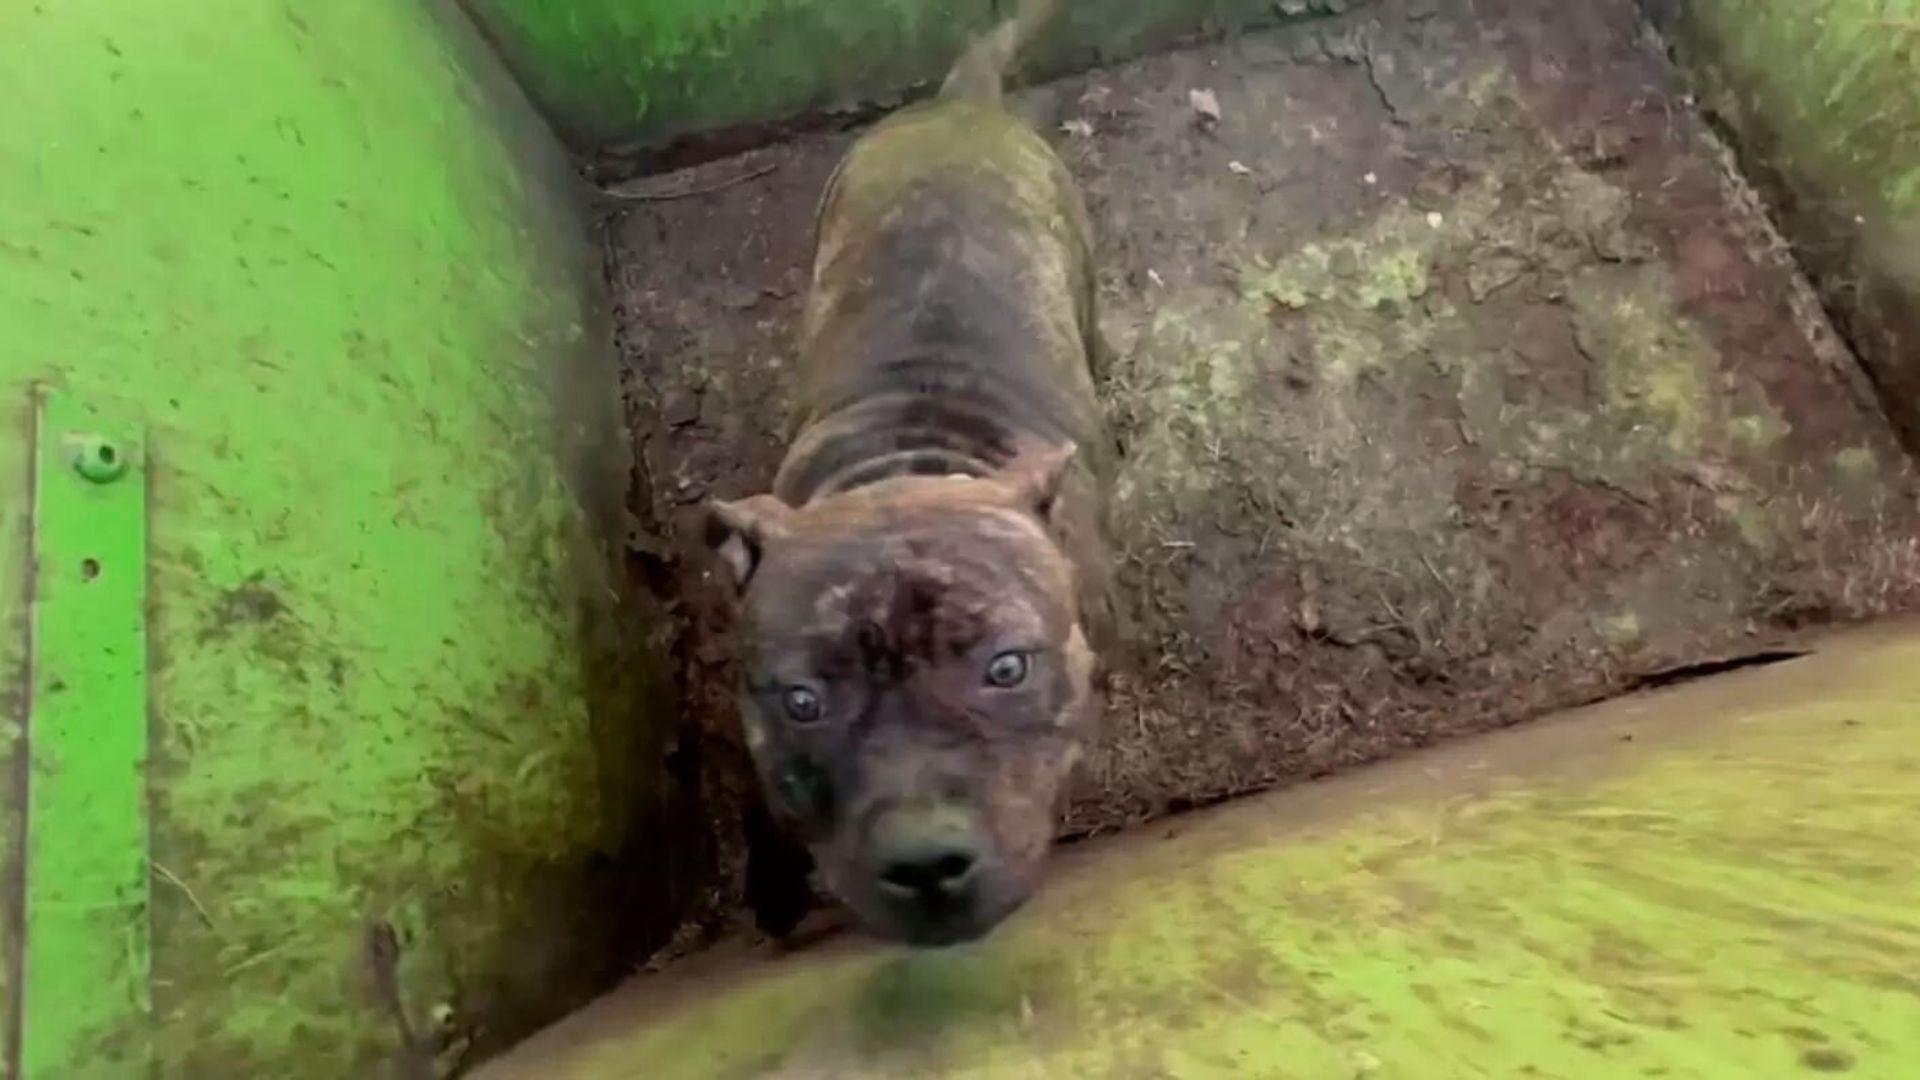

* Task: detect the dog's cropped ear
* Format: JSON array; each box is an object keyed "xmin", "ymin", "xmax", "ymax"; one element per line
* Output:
[
  {"xmin": 705, "ymin": 494, "xmax": 794, "ymax": 592},
  {"xmin": 995, "ymin": 442, "xmax": 1077, "ymax": 524}
]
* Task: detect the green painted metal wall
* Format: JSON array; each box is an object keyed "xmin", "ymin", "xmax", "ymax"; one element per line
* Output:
[
  {"xmin": 484, "ymin": 624, "xmax": 1920, "ymax": 1078},
  {"xmin": 1645, "ymin": 0, "xmax": 1920, "ymax": 457},
  {"xmin": 462, "ymin": 0, "xmax": 1358, "ymax": 152},
  {"xmin": 0, "ymin": 1, "xmax": 666, "ymax": 1074}
]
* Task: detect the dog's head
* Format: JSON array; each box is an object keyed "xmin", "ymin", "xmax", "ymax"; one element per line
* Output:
[{"xmin": 707, "ymin": 446, "xmax": 1092, "ymax": 946}]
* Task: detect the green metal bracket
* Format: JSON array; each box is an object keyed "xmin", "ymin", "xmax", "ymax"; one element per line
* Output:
[{"xmin": 16, "ymin": 387, "xmax": 151, "ymax": 1077}]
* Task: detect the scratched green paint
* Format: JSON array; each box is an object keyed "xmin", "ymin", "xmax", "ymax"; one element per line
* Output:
[
  {"xmin": 484, "ymin": 625, "xmax": 1920, "ymax": 1079},
  {"xmin": 1645, "ymin": 0, "xmax": 1920, "ymax": 452},
  {"xmin": 21, "ymin": 393, "xmax": 151, "ymax": 1078},
  {"xmin": 0, "ymin": 403, "xmax": 28, "ymax": 1044},
  {"xmin": 464, "ymin": 0, "xmax": 985, "ymax": 148},
  {"xmin": 1653, "ymin": 0, "xmax": 1920, "ymax": 220},
  {"xmin": 463, "ymin": 0, "xmax": 1351, "ymax": 150},
  {"xmin": 0, "ymin": 0, "xmax": 650, "ymax": 1074}
]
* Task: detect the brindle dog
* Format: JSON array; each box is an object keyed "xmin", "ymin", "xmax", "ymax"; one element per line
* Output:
[{"xmin": 707, "ymin": 0, "xmax": 1112, "ymax": 947}]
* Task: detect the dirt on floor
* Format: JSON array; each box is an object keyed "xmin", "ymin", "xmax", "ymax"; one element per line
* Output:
[{"xmin": 604, "ymin": 0, "xmax": 1920, "ymax": 954}]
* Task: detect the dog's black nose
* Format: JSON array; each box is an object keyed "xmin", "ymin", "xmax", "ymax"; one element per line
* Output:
[
  {"xmin": 878, "ymin": 847, "xmax": 979, "ymax": 897},
  {"xmin": 871, "ymin": 805, "xmax": 982, "ymax": 899}
]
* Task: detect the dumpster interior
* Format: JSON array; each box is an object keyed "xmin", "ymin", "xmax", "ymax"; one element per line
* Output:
[
  {"xmin": 601, "ymin": 0, "xmax": 1920, "ymax": 977},
  {"xmin": 8, "ymin": 0, "xmax": 1917, "ymax": 1075}
]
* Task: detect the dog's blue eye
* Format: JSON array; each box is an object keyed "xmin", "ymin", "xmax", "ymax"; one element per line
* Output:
[
  {"xmin": 783, "ymin": 686, "xmax": 822, "ymax": 724},
  {"xmin": 985, "ymin": 651, "xmax": 1029, "ymax": 688}
]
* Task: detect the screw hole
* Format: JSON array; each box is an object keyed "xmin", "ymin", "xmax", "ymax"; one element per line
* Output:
[
  {"xmin": 72, "ymin": 436, "xmax": 128, "ymax": 483},
  {"xmin": 81, "ymin": 558, "xmax": 101, "ymax": 581}
]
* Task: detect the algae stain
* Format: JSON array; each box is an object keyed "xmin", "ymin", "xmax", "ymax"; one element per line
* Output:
[
  {"xmin": 1728, "ymin": 410, "xmax": 1788, "ymax": 453},
  {"xmin": 846, "ymin": 947, "xmax": 1077, "ymax": 1070},
  {"xmin": 1237, "ymin": 202, "xmax": 1464, "ymax": 386},
  {"xmin": 1358, "ymin": 244, "xmax": 1433, "ymax": 309},
  {"xmin": 1111, "ymin": 298, "xmax": 1266, "ymax": 507},
  {"xmin": 1566, "ymin": 270, "xmax": 1792, "ymax": 492},
  {"xmin": 1461, "ymin": 65, "xmax": 1509, "ymax": 110},
  {"xmin": 1240, "ymin": 217, "xmax": 1440, "ymax": 315},
  {"xmin": 1599, "ymin": 611, "xmax": 1647, "ymax": 650},
  {"xmin": 1716, "ymin": 494, "xmax": 1781, "ymax": 553},
  {"xmin": 1117, "ymin": 97, "xmax": 1815, "ymax": 570},
  {"xmin": 1572, "ymin": 282, "xmax": 1717, "ymax": 456},
  {"xmin": 1833, "ymin": 445, "xmax": 1878, "ymax": 483}
]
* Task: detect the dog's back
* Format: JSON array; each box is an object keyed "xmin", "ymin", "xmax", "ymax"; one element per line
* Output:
[
  {"xmin": 773, "ymin": 0, "xmax": 1107, "ymax": 619},
  {"xmin": 777, "ymin": 102, "xmax": 1099, "ymax": 496}
]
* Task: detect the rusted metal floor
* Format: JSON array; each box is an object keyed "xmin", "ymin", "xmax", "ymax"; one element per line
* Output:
[{"xmin": 609, "ymin": 0, "xmax": 1920, "ymax": 900}]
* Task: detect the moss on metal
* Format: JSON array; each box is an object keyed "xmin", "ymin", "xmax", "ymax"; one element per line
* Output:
[
  {"xmin": 0, "ymin": 0, "xmax": 662, "ymax": 1073},
  {"xmin": 1644, "ymin": 0, "xmax": 1920, "ymax": 457},
  {"xmin": 483, "ymin": 623, "xmax": 1920, "ymax": 1078},
  {"xmin": 1129, "ymin": 98, "xmax": 1796, "ymax": 560},
  {"xmin": 461, "ymin": 0, "xmax": 1359, "ymax": 151}
]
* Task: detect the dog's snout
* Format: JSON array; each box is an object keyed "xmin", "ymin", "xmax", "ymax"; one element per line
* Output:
[{"xmin": 870, "ymin": 804, "xmax": 983, "ymax": 900}]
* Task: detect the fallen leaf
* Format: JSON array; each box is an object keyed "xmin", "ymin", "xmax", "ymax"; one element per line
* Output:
[{"xmin": 1189, "ymin": 87, "xmax": 1222, "ymax": 125}]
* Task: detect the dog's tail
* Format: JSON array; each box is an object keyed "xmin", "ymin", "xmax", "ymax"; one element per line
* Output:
[{"xmin": 939, "ymin": 0, "xmax": 1063, "ymax": 103}]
